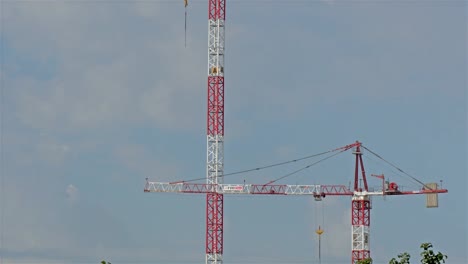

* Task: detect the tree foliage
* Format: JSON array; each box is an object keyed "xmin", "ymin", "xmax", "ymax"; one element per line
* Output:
[
  {"xmin": 388, "ymin": 242, "xmax": 446, "ymax": 264},
  {"xmin": 101, "ymin": 261, "xmax": 111, "ymax": 264},
  {"xmin": 357, "ymin": 242, "xmax": 446, "ymax": 264},
  {"xmin": 419, "ymin": 243, "xmax": 447, "ymax": 264},
  {"xmin": 389, "ymin": 252, "xmax": 411, "ymax": 264},
  {"xmin": 356, "ymin": 258, "xmax": 373, "ymax": 264}
]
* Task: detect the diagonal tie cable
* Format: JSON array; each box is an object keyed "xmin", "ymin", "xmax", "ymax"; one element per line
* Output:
[
  {"xmin": 361, "ymin": 145, "xmax": 433, "ymax": 190},
  {"xmin": 263, "ymin": 148, "xmax": 349, "ymax": 186}
]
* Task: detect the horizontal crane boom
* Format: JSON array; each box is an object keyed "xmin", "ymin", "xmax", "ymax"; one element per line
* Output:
[
  {"xmin": 145, "ymin": 180, "xmax": 447, "ymax": 197},
  {"xmin": 144, "ymin": 180, "xmax": 353, "ymax": 196}
]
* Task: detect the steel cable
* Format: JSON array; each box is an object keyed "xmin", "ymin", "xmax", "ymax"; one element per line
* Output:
[
  {"xmin": 170, "ymin": 148, "xmax": 338, "ymax": 184},
  {"xmin": 362, "ymin": 145, "xmax": 432, "ymax": 190},
  {"xmin": 264, "ymin": 148, "xmax": 349, "ymax": 185}
]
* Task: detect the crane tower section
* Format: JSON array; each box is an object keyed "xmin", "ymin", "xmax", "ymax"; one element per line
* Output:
[
  {"xmin": 351, "ymin": 143, "xmax": 371, "ymax": 263},
  {"xmin": 207, "ymin": 0, "xmax": 225, "ymax": 186},
  {"xmin": 351, "ymin": 195, "xmax": 371, "ymax": 263},
  {"xmin": 206, "ymin": 0, "xmax": 225, "ymax": 263}
]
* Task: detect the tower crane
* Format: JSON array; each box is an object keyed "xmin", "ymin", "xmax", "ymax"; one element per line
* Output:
[
  {"xmin": 144, "ymin": 1, "xmax": 448, "ymax": 263},
  {"xmin": 145, "ymin": 141, "xmax": 447, "ymax": 263}
]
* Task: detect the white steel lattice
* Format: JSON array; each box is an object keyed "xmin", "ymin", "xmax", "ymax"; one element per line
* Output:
[
  {"xmin": 208, "ymin": 19, "xmax": 225, "ymax": 77},
  {"xmin": 352, "ymin": 226, "xmax": 370, "ymax": 251},
  {"xmin": 207, "ymin": 135, "xmax": 224, "ymax": 185},
  {"xmin": 206, "ymin": 253, "xmax": 223, "ymax": 264},
  {"xmin": 144, "ymin": 182, "xmax": 343, "ymax": 196}
]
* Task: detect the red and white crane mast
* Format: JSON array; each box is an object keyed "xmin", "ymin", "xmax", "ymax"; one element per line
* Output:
[
  {"xmin": 351, "ymin": 143, "xmax": 371, "ymax": 263},
  {"xmin": 206, "ymin": 0, "xmax": 226, "ymax": 263}
]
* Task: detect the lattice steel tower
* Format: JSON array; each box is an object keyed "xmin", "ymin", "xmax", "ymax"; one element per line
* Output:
[{"xmin": 206, "ymin": 0, "xmax": 225, "ymax": 263}]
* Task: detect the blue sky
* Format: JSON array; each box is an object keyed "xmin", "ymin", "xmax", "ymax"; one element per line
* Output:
[{"xmin": 0, "ymin": 0, "xmax": 466, "ymax": 263}]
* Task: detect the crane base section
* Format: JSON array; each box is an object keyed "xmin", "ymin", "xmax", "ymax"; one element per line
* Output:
[{"xmin": 351, "ymin": 197, "xmax": 370, "ymax": 264}]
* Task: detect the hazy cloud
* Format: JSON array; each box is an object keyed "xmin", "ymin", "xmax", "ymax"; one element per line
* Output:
[
  {"xmin": 4, "ymin": 1, "xmax": 205, "ymax": 132},
  {"xmin": 65, "ymin": 184, "xmax": 79, "ymax": 204},
  {"xmin": 1, "ymin": 1, "xmax": 464, "ymax": 263}
]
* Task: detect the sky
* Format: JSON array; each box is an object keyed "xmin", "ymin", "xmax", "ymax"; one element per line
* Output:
[{"xmin": 0, "ymin": 0, "xmax": 466, "ymax": 264}]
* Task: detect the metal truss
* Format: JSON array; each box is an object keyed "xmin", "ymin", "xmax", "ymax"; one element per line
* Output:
[
  {"xmin": 207, "ymin": 135, "xmax": 224, "ymax": 185},
  {"xmin": 206, "ymin": 193, "xmax": 223, "ymax": 264},
  {"xmin": 351, "ymin": 196, "xmax": 371, "ymax": 264},
  {"xmin": 206, "ymin": 254, "xmax": 223, "ymax": 264},
  {"xmin": 207, "ymin": 1, "xmax": 226, "ymax": 263},
  {"xmin": 144, "ymin": 181, "xmax": 353, "ymax": 196}
]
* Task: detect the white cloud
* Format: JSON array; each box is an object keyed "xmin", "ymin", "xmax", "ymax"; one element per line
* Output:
[
  {"xmin": 112, "ymin": 143, "xmax": 183, "ymax": 182},
  {"xmin": 5, "ymin": 1, "xmax": 205, "ymax": 132},
  {"xmin": 274, "ymin": 145, "xmax": 297, "ymax": 160},
  {"xmin": 133, "ymin": 1, "xmax": 160, "ymax": 18},
  {"xmin": 1, "ymin": 1, "xmax": 464, "ymax": 263},
  {"xmin": 325, "ymin": 207, "xmax": 351, "ymax": 259},
  {"xmin": 320, "ymin": 0, "xmax": 336, "ymax": 5},
  {"xmin": 65, "ymin": 184, "xmax": 79, "ymax": 204},
  {"xmin": 36, "ymin": 140, "xmax": 70, "ymax": 165},
  {"xmin": 308, "ymin": 197, "xmax": 350, "ymax": 260},
  {"xmin": 1, "ymin": 182, "xmax": 73, "ymax": 253}
]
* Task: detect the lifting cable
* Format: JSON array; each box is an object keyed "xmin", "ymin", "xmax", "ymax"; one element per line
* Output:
[
  {"xmin": 314, "ymin": 199, "xmax": 325, "ymax": 264},
  {"xmin": 314, "ymin": 197, "xmax": 325, "ymax": 225},
  {"xmin": 321, "ymin": 199, "xmax": 325, "ymax": 227},
  {"xmin": 361, "ymin": 145, "xmax": 432, "ymax": 190},
  {"xmin": 184, "ymin": 0, "xmax": 188, "ymax": 47},
  {"xmin": 170, "ymin": 147, "xmax": 343, "ymax": 184}
]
